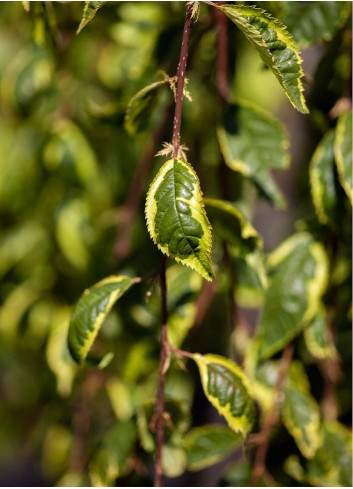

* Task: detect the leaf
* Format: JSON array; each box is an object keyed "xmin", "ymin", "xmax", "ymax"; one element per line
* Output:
[
  {"xmin": 282, "ymin": 362, "xmax": 320, "ymax": 459},
  {"xmin": 22, "ymin": 1, "xmax": 30, "ymax": 12},
  {"xmin": 145, "ymin": 158, "xmax": 214, "ymax": 281},
  {"xmin": 77, "ymin": 1, "xmax": 106, "ymax": 35},
  {"xmin": 307, "ymin": 421, "xmax": 352, "ymax": 487},
  {"xmin": 258, "ymin": 233, "xmax": 329, "ymax": 359},
  {"xmin": 304, "ymin": 307, "xmax": 337, "ymax": 360},
  {"xmin": 184, "ymin": 424, "xmax": 242, "ymax": 471},
  {"xmin": 334, "ymin": 110, "xmax": 352, "ymax": 204},
  {"xmin": 282, "ymin": 2, "xmax": 352, "ymax": 47},
  {"xmin": 193, "ymin": 353, "xmax": 256, "ymax": 436},
  {"xmin": 162, "ymin": 445, "xmax": 187, "ymax": 478},
  {"xmin": 232, "ymin": 251, "xmax": 267, "ymax": 308},
  {"xmin": 219, "ymin": 4, "xmax": 308, "ymax": 113},
  {"xmin": 217, "ymin": 101, "xmax": 290, "ymax": 208},
  {"xmin": 309, "ymin": 130, "xmax": 338, "ymax": 225},
  {"xmin": 68, "ymin": 275, "xmax": 137, "ymax": 365},
  {"xmin": 124, "ymin": 78, "xmax": 168, "ymax": 135},
  {"xmin": 204, "ymin": 198, "xmax": 261, "ymax": 255},
  {"xmin": 89, "ymin": 421, "xmax": 135, "ymax": 486}
]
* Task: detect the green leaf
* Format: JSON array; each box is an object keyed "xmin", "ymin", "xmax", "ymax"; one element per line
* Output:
[
  {"xmin": 89, "ymin": 420, "xmax": 135, "ymax": 486},
  {"xmin": 232, "ymin": 251, "xmax": 267, "ymax": 308},
  {"xmin": 145, "ymin": 158, "xmax": 214, "ymax": 281},
  {"xmin": 162, "ymin": 445, "xmax": 187, "ymax": 478},
  {"xmin": 217, "ymin": 101, "xmax": 290, "ymax": 208},
  {"xmin": 184, "ymin": 424, "xmax": 242, "ymax": 471},
  {"xmin": 124, "ymin": 78, "xmax": 168, "ymax": 135},
  {"xmin": 258, "ymin": 233, "xmax": 328, "ymax": 359},
  {"xmin": 193, "ymin": 353, "xmax": 256, "ymax": 436},
  {"xmin": 204, "ymin": 198, "xmax": 261, "ymax": 255},
  {"xmin": 282, "ymin": 2, "xmax": 352, "ymax": 47},
  {"xmin": 304, "ymin": 306, "xmax": 337, "ymax": 360},
  {"xmin": 307, "ymin": 421, "xmax": 352, "ymax": 487},
  {"xmin": 77, "ymin": 1, "xmax": 106, "ymax": 34},
  {"xmin": 282, "ymin": 363, "xmax": 320, "ymax": 459},
  {"xmin": 334, "ymin": 110, "xmax": 352, "ymax": 204},
  {"xmin": 219, "ymin": 4, "xmax": 308, "ymax": 113},
  {"xmin": 309, "ymin": 130, "xmax": 338, "ymax": 225},
  {"xmin": 68, "ymin": 275, "xmax": 137, "ymax": 365}
]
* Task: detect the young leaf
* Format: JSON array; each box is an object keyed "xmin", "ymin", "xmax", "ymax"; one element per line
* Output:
[
  {"xmin": 307, "ymin": 421, "xmax": 352, "ymax": 487},
  {"xmin": 68, "ymin": 275, "xmax": 137, "ymax": 365},
  {"xmin": 204, "ymin": 198, "xmax": 261, "ymax": 255},
  {"xmin": 258, "ymin": 233, "xmax": 328, "ymax": 359},
  {"xmin": 219, "ymin": 4, "xmax": 308, "ymax": 113},
  {"xmin": 309, "ymin": 130, "xmax": 338, "ymax": 225},
  {"xmin": 282, "ymin": 363, "xmax": 320, "ymax": 459},
  {"xmin": 217, "ymin": 101, "xmax": 290, "ymax": 208},
  {"xmin": 77, "ymin": 1, "xmax": 106, "ymax": 34},
  {"xmin": 334, "ymin": 109, "xmax": 352, "ymax": 204},
  {"xmin": 145, "ymin": 158, "xmax": 214, "ymax": 281},
  {"xmin": 304, "ymin": 307, "xmax": 337, "ymax": 360},
  {"xmin": 124, "ymin": 78, "xmax": 168, "ymax": 135},
  {"xmin": 193, "ymin": 353, "xmax": 256, "ymax": 436},
  {"xmin": 282, "ymin": 2, "xmax": 352, "ymax": 47},
  {"xmin": 184, "ymin": 424, "xmax": 242, "ymax": 471}
]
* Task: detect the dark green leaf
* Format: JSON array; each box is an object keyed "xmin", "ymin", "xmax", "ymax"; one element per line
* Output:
[
  {"xmin": 184, "ymin": 424, "xmax": 242, "ymax": 471},
  {"xmin": 219, "ymin": 5, "xmax": 308, "ymax": 113},
  {"xmin": 258, "ymin": 233, "xmax": 328, "ymax": 359},
  {"xmin": 217, "ymin": 101, "xmax": 290, "ymax": 207},
  {"xmin": 304, "ymin": 307, "xmax": 337, "ymax": 360},
  {"xmin": 193, "ymin": 353, "xmax": 256, "ymax": 436},
  {"xmin": 77, "ymin": 1, "xmax": 106, "ymax": 34},
  {"xmin": 145, "ymin": 158, "xmax": 214, "ymax": 281},
  {"xmin": 334, "ymin": 109, "xmax": 352, "ymax": 204}
]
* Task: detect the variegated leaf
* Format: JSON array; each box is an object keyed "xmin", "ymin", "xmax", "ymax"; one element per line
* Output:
[
  {"xmin": 77, "ymin": 1, "xmax": 106, "ymax": 35},
  {"xmin": 184, "ymin": 424, "xmax": 242, "ymax": 471},
  {"xmin": 282, "ymin": 363, "xmax": 321, "ymax": 459},
  {"xmin": 145, "ymin": 158, "xmax": 214, "ymax": 281},
  {"xmin": 193, "ymin": 353, "xmax": 256, "ymax": 436},
  {"xmin": 217, "ymin": 101, "xmax": 290, "ymax": 208},
  {"xmin": 68, "ymin": 275, "xmax": 137, "ymax": 365},
  {"xmin": 334, "ymin": 110, "xmax": 352, "ymax": 204},
  {"xmin": 309, "ymin": 130, "xmax": 337, "ymax": 225},
  {"xmin": 219, "ymin": 4, "xmax": 308, "ymax": 113},
  {"xmin": 304, "ymin": 306, "xmax": 337, "ymax": 360},
  {"xmin": 258, "ymin": 233, "xmax": 328, "ymax": 359}
]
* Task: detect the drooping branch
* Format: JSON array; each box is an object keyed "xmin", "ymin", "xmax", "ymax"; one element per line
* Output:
[
  {"xmin": 153, "ymin": 4, "xmax": 194, "ymax": 487},
  {"xmin": 249, "ymin": 344, "xmax": 294, "ymax": 487}
]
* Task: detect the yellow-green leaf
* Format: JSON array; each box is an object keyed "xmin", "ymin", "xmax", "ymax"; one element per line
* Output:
[
  {"xmin": 334, "ymin": 109, "xmax": 352, "ymax": 204},
  {"xmin": 193, "ymin": 353, "xmax": 256, "ymax": 436},
  {"xmin": 77, "ymin": 1, "xmax": 106, "ymax": 35},
  {"xmin": 219, "ymin": 4, "xmax": 308, "ymax": 113},
  {"xmin": 68, "ymin": 275, "xmax": 137, "ymax": 365},
  {"xmin": 145, "ymin": 158, "xmax": 214, "ymax": 281},
  {"xmin": 304, "ymin": 306, "xmax": 337, "ymax": 360}
]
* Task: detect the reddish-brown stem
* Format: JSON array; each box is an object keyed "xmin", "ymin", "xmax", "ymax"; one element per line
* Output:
[
  {"xmin": 172, "ymin": 3, "xmax": 193, "ymax": 157},
  {"xmin": 250, "ymin": 344, "xmax": 294, "ymax": 487},
  {"xmin": 154, "ymin": 6, "xmax": 194, "ymax": 486}
]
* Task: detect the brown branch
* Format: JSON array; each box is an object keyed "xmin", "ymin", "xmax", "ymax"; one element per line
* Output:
[
  {"xmin": 250, "ymin": 344, "xmax": 294, "ymax": 487},
  {"xmin": 154, "ymin": 6, "xmax": 194, "ymax": 486},
  {"xmin": 172, "ymin": 3, "xmax": 193, "ymax": 157}
]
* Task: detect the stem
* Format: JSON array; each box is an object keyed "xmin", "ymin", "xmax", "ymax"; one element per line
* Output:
[
  {"xmin": 172, "ymin": 3, "xmax": 193, "ymax": 157},
  {"xmin": 154, "ymin": 255, "xmax": 168, "ymax": 487},
  {"xmin": 250, "ymin": 344, "xmax": 294, "ymax": 487}
]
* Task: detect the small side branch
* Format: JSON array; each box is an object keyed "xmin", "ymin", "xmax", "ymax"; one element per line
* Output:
[{"xmin": 249, "ymin": 344, "xmax": 294, "ymax": 487}]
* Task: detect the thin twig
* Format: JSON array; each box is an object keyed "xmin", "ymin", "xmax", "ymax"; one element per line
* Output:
[
  {"xmin": 249, "ymin": 344, "xmax": 294, "ymax": 487},
  {"xmin": 154, "ymin": 6, "xmax": 194, "ymax": 486}
]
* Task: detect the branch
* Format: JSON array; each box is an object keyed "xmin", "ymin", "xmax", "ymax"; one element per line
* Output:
[
  {"xmin": 249, "ymin": 344, "xmax": 294, "ymax": 487},
  {"xmin": 172, "ymin": 3, "xmax": 193, "ymax": 157},
  {"xmin": 154, "ymin": 5, "xmax": 194, "ymax": 486}
]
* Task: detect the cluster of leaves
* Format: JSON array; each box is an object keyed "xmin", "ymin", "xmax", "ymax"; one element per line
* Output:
[{"xmin": 0, "ymin": 1, "xmax": 351, "ymax": 487}]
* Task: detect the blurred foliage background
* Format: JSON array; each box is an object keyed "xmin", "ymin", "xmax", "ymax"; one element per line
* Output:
[{"xmin": 0, "ymin": 1, "xmax": 351, "ymax": 487}]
